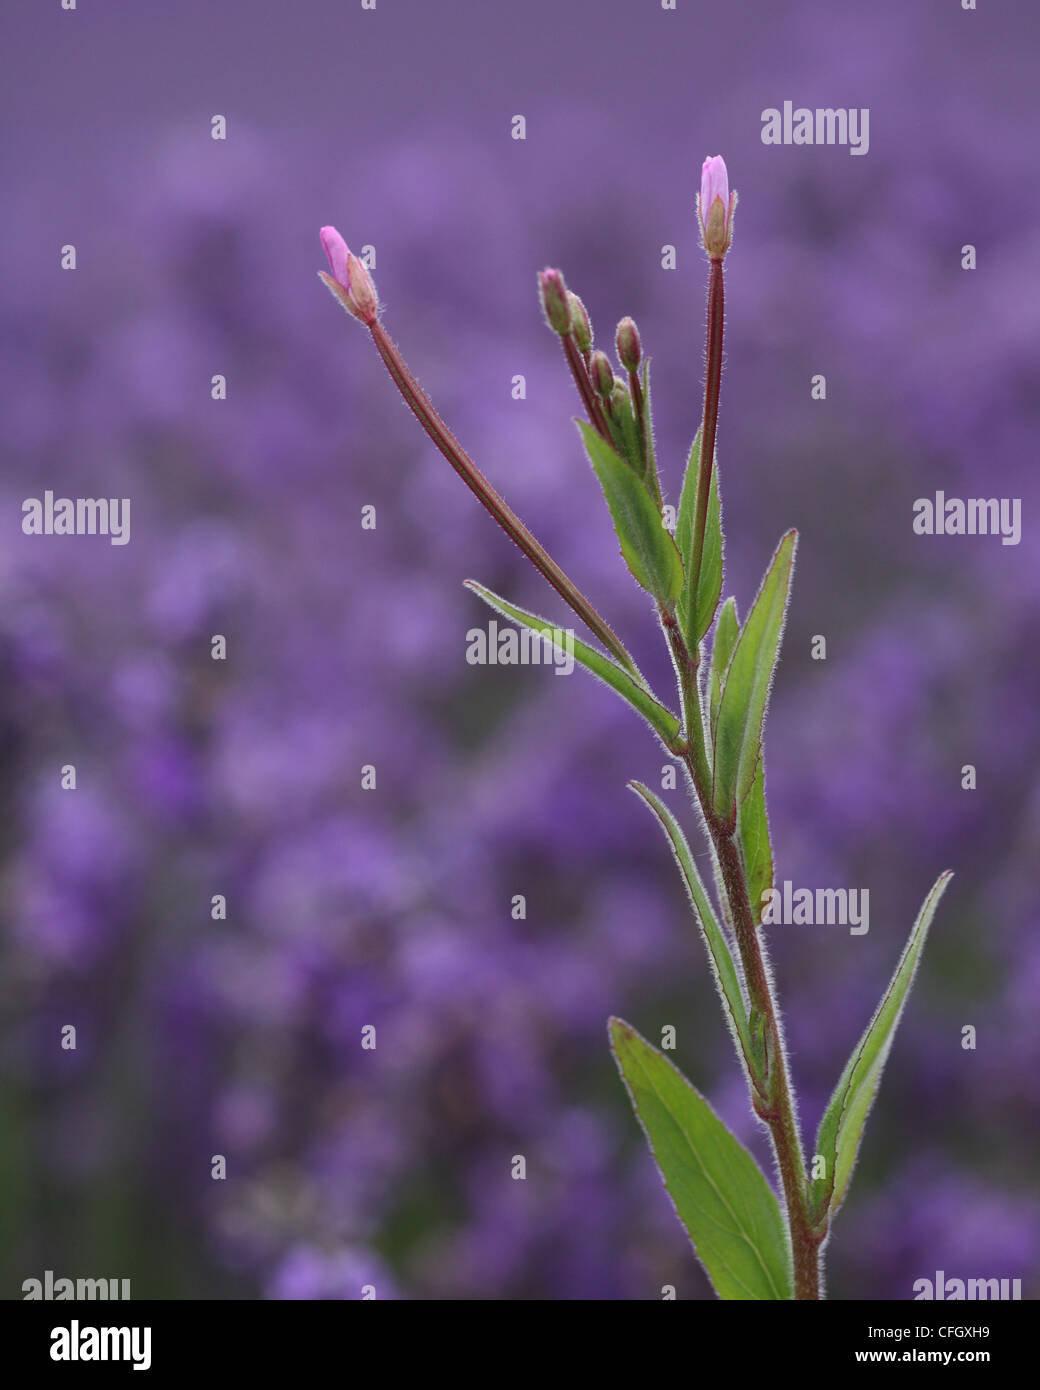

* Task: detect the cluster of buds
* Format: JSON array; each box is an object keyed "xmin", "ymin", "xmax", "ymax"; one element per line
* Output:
[
  {"xmin": 537, "ymin": 266, "xmax": 661, "ymax": 505},
  {"xmin": 319, "ymin": 152, "xmax": 734, "ymax": 531}
]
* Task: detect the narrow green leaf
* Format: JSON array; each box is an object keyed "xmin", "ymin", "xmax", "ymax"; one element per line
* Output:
[
  {"xmin": 709, "ymin": 596, "xmax": 740, "ymax": 740},
  {"xmin": 578, "ymin": 420, "xmax": 684, "ymax": 606},
  {"xmin": 611, "ymin": 387, "xmax": 644, "ymax": 479},
  {"xmin": 609, "ymin": 1018, "xmax": 793, "ymax": 1301},
  {"xmin": 712, "ymin": 531, "xmax": 797, "ymax": 824},
  {"xmin": 739, "ymin": 757, "xmax": 774, "ymax": 927},
  {"xmin": 675, "ymin": 429, "xmax": 724, "ymax": 648},
  {"xmin": 812, "ymin": 871, "xmax": 954, "ymax": 1221},
  {"xmin": 464, "ymin": 580, "xmax": 681, "ymax": 748},
  {"xmin": 628, "ymin": 782, "xmax": 751, "ymax": 1064}
]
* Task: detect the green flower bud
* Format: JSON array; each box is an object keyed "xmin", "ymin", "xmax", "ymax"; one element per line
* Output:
[
  {"xmin": 615, "ymin": 316, "xmax": 642, "ymax": 373},
  {"xmin": 567, "ymin": 292, "xmax": 592, "ymax": 353},
  {"xmin": 538, "ymin": 268, "xmax": 572, "ymax": 336},
  {"xmin": 590, "ymin": 350, "xmax": 615, "ymax": 399}
]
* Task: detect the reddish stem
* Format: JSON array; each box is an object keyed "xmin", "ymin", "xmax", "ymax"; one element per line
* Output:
[
  {"xmin": 562, "ymin": 334, "xmax": 611, "ymax": 439},
  {"xmin": 688, "ymin": 256, "xmax": 725, "ymax": 601},
  {"xmin": 367, "ymin": 319, "xmax": 638, "ymax": 676}
]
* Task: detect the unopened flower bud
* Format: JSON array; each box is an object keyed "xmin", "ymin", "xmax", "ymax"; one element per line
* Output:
[
  {"xmin": 538, "ymin": 268, "xmax": 572, "ymax": 336},
  {"xmin": 615, "ymin": 316, "xmax": 642, "ymax": 373},
  {"xmin": 697, "ymin": 155, "xmax": 736, "ymax": 259},
  {"xmin": 610, "ymin": 380, "xmax": 629, "ymax": 415},
  {"xmin": 319, "ymin": 225, "xmax": 379, "ymax": 325},
  {"xmin": 590, "ymin": 350, "xmax": 615, "ymax": 400},
  {"xmin": 567, "ymin": 292, "xmax": 592, "ymax": 354}
]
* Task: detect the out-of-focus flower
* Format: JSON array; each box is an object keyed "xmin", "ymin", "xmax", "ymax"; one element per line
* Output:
[{"xmin": 2, "ymin": 1, "xmax": 1036, "ymax": 1305}]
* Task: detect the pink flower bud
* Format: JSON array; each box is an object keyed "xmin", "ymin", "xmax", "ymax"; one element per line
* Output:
[
  {"xmin": 320, "ymin": 226, "xmax": 350, "ymax": 287},
  {"xmin": 698, "ymin": 155, "xmax": 736, "ymax": 259},
  {"xmin": 318, "ymin": 225, "xmax": 379, "ymax": 325},
  {"xmin": 538, "ymin": 268, "xmax": 572, "ymax": 336}
]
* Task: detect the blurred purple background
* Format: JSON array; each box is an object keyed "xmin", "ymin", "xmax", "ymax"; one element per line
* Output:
[{"xmin": 1, "ymin": 0, "xmax": 1038, "ymax": 1299}]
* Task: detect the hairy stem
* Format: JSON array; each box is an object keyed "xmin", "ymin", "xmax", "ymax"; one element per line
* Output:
[
  {"xmin": 666, "ymin": 244, "xmax": 819, "ymax": 1297},
  {"xmin": 368, "ymin": 319, "xmax": 638, "ymax": 676},
  {"xmin": 687, "ymin": 257, "xmax": 725, "ymax": 602},
  {"xmin": 712, "ymin": 831, "xmax": 823, "ymax": 1299},
  {"xmin": 562, "ymin": 333, "xmax": 611, "ymax": 439},
  {"xmin": 672, "ymin": 633, "xmax": 821, "ymax": 1299}
]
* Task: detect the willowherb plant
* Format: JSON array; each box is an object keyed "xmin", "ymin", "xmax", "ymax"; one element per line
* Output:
[{"xmin": 319, "ymin": 156, "xmax": 952, "ymax": 1301}]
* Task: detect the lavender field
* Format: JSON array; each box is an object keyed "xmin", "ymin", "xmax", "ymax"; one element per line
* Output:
[{"xmin": 1, "ymin": 0, "xmax": 1038, "ymax": 1300}]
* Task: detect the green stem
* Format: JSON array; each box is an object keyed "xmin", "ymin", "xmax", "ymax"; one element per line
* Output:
[
  {"xmin": 669, "ymin": 623, "xmax": 822, "ymax": 1299},
  {"xmin": 712, "ymin": 829, "xmax": 823, "ymax": 1299},
  {"xmin": 664, "ymin": 618, "xmax": 711, "ymax": 792}
]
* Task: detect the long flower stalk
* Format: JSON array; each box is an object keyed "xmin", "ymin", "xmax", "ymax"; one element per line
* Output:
[
  {"xmin": 319, "ymin": 154, "xmax": 950, "ymax": 1304},
  {"xmin": 317, "ymin": 231, "xmax": 638, "ymax": 679}
]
